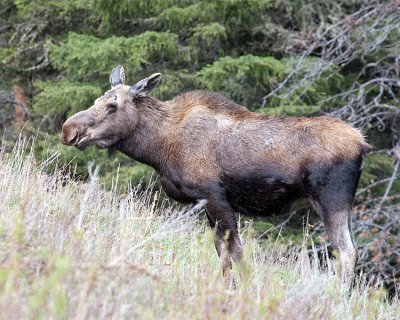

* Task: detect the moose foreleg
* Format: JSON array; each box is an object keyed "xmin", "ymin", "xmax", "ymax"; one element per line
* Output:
[{"xmin": 205, "ymin": 196, "xmax": 243, "ymax": 287}]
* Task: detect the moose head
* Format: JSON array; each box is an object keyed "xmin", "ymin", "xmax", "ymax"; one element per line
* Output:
[{"xmin": 61, "ymin": 66, "xmax": 162, "ymax": 150}]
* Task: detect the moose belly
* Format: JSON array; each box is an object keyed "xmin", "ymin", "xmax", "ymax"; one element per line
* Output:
[{"xmin": 222, "ymin": 175, "xmax": 307, "ymax": 216}]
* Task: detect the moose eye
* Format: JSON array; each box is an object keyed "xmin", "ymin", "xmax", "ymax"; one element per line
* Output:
[{"xmin": 106, "ymin": 103, "xmax": 117, "ymax": 113}]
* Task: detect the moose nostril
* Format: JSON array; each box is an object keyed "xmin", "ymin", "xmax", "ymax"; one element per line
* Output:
[{"xmin": 69, "ymin": 131, "xmax": 79, "ymax": 145}]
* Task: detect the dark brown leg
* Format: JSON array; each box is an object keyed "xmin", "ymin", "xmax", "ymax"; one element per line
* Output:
[
  {"xmin": 205, "ymin": 194, "xmax": 243, "ymax": 285},
  {"xmin": 309, "ymin": 159, "xmax": 361, "ymax": 286}
]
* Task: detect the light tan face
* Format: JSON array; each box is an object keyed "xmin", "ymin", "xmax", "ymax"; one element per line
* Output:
[{"xmin": 60, "ymin": 65, "xmax": 162, "ymax": 150}]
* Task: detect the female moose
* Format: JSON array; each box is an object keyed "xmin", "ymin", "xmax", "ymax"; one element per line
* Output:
[{"xmin": 61, "ymin": 65, "xmax": 371, "ymax": 285}]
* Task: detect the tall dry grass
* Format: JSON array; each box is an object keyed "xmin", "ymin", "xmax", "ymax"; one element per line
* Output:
[{"xmin": 0, "ymin": 141, "xmax": 398, "ymax": 319}]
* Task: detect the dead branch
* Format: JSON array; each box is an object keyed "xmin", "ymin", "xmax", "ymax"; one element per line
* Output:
[{"xmin": 264, "ymin": 1, "xmax": 400, "ymax": 132}]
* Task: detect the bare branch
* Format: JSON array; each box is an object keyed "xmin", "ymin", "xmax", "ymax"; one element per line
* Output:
[{"xmin": 264, "ymin": 2, "xmax": 400, "ymax": 132}]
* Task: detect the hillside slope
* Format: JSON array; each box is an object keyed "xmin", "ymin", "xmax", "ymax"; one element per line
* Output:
[{"xmin": 0, "ymin": 143, "xmax": 398, "ymax": 319}]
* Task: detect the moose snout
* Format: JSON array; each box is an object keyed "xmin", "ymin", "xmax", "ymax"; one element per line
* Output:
[
  {"xmin": 61, "ymin": 122, "xmax": 80, "ymax": 145},
  {"xmin": 61, "ymin": 110, "xmax": 91, "ymax": 146}
]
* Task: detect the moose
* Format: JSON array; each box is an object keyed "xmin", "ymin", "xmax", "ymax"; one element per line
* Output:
[{"xmin": 61, "ymin": 65, "xmax": 371, "ymax": 284}]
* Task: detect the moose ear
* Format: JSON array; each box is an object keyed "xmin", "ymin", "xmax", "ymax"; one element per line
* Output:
[
  {"xmin": 130, "ymin": 73, "xmax": 162, "ymax": 98},
  {"xmin": 110, "ymin": 65, "xmax": 125, "ymax": 88}
]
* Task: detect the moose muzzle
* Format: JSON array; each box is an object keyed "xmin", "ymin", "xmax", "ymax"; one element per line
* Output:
[
  {"xmin": 61, "ymin": 110, "xmax": 91, "ymax": 148},
  {"xmin": 61, "ymin": 121, "xmax": 80, "ymax": 145}
]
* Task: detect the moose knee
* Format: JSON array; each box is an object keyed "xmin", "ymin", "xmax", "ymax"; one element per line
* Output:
[
  {"xmin": 214, "ymin": 228, "xmax": 242, "ymax": 261},
  {"xmin": 229, "ymin": 236, "xmax": 243, "ymax": 262}
]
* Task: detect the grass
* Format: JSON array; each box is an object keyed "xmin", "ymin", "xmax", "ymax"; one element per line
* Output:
[{"xmin": 0, "ymin": 141, "xmax": 399, "ymax": 319}]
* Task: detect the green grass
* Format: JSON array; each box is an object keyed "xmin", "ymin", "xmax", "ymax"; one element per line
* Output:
[{"xmin": 0, "ymin": 141, "xmax": 399, "ymax": 319}]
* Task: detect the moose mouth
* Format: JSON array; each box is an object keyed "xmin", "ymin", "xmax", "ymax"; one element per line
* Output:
[
  {"xmin": 94, "ymin": 140, "xmax": 111, "ymax": 149},
  {"xmin": 69, "ymin": 131, "xmax": 115, "ymax": 150},
  {"xmin": 73, "ymin": 134, "xmax": 90, "ymax": 150}
]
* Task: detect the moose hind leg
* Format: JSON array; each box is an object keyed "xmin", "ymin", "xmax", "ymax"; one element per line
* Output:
[
  {"xmin": 310, "ymin": 159, "xmax": 361, "ymax": 285},
  {"xmin": 321, "ymin": 208, "xmax": 357, "ymax": 283}
]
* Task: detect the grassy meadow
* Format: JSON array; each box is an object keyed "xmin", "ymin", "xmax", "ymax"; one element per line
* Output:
[{"xmin": 0, "ymin": 142, "xmax": 399, "ymax": 319}]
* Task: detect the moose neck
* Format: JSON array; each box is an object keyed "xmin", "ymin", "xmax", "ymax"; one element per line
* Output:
[{"xmin": 117, "ymin": 97, "xmax": 171, "ymax": 172}]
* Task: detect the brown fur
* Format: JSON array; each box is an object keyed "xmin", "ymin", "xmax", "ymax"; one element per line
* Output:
[{"xmin": 61, "ymin": 73, "xmax": 371, "ymax": 286}]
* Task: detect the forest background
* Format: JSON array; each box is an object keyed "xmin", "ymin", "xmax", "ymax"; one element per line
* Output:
[{"xmin": 0, "ymin": 0, "xmax": 399, "ymax": 296}]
